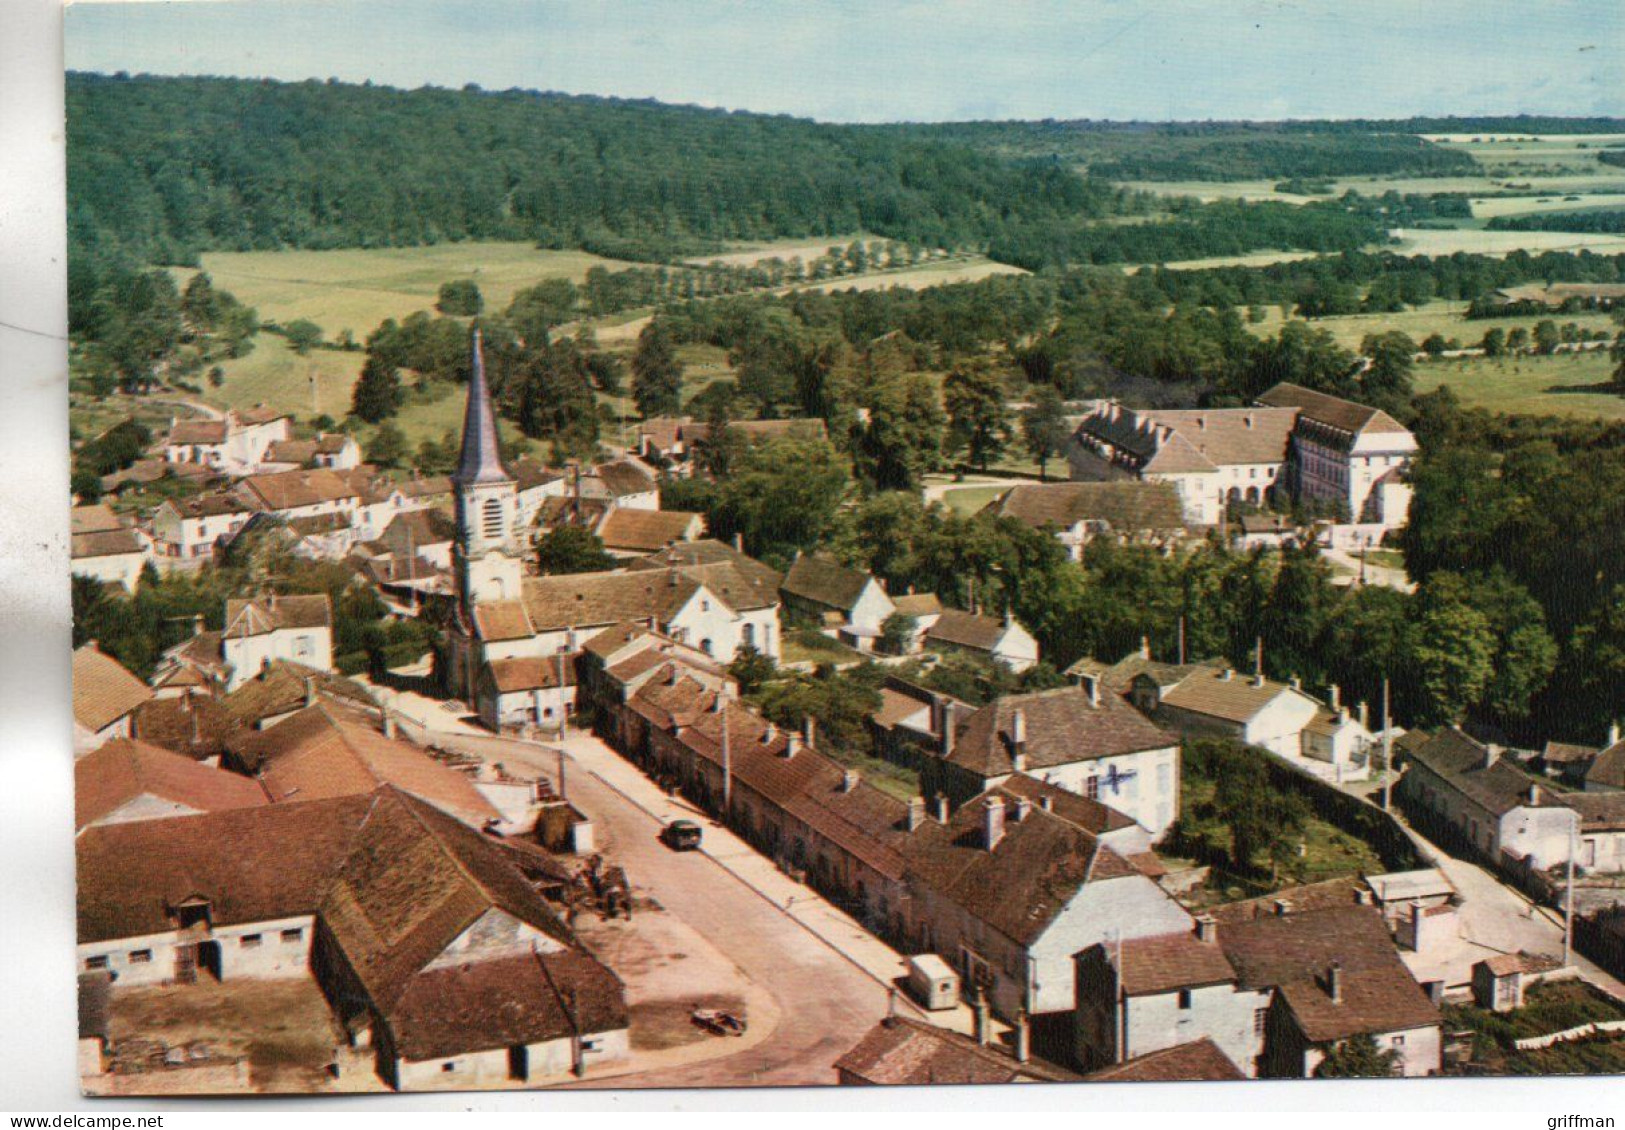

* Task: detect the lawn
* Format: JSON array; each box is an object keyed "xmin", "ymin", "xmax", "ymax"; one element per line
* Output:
[
  {"xmin": 201, "ymin": 335, "xmax": 366, "ymax": 422},
  {"xmin": 936, "ymin": 484, "xmax": 1012, "ymax": 516},
  {"xmin": 1414, "ymin": 351, "xmax": 1625, "ymax": 421},
  {"xmin": 177, "ymin": 243, "xmax": 633, "ymax": 343},
  {"xmin": 781, "ymin": 627, "xmax": 868, "ymax": 667},
  {"xmin": 1444, "ymin": 980, "xmax": 1625, "ymax": 1076}
]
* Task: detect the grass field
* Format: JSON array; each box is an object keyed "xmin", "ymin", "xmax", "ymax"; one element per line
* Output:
[
  {"xmin": 1126, "ymin": 170, "xmax": 1625, "ymax": 208},
  {"xmin": 179, "ymin": 243, "xmax": 632, "ymax": 342},
  {"xmin": 1414, "ymin": 350, "xmax": 1625, "ymax": 420},
  {"xmin": 681, "ymin": 235, "xmax": 870, "ymax": 268},
  {"xmin": 937, "ymin": 484, "xmax": 1012, "ymax": 516},
  {"xmin": 202, "ymin": 336, "xmax": 366, "ymax": 420},
  {"xmin": 1388, "ymin": 227, "xmax": 1625, "ymax": 256},
  {"xmin": 790, "ymin": 257, "xmax": 1026, "ymax": 293},
  {"xmin": 1250, "ymin": 300, "xmax": 1618, "ymax": 352},
  {"xmin": 1470, "ymin": 192, "xmax": 1625, "ymax": 220}
]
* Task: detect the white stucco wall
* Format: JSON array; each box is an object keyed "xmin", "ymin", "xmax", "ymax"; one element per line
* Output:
[
  {"xmin": 223, "ymin": 627, "xmax": 334, "ymax": 691},
  {"xmin": 1026, "ymin": 875, "xmax": 1195, "ymax": 1015},
  {"xmin": 1022, "ymin": 745, "xmax": 1180, "ymax": 840},
  {"xmin": 1123, "ymin": 981, "xmax": 1269, "ymax": 1078},
  {"xmin": 393, "ymin": 1027, "xmax": 629, "ymax": 1090}
]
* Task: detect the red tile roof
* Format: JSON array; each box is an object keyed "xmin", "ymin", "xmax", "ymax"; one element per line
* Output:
[
  {"xmin": 1085, "ymin": 1038, "xmax": 1246, "ymax": 1082},
  {"xmin": 73, "ymin": 644, "xmax": 154, "ymax": 733},
  {"xmin": 835, "ymin": 1016, "xmax": 1079, "ymax": 1085},
  {"xmin": 1114, "ymin": 930, "xmax": 1235, "ymax": 996},
  {"xmin": 947, "ymin": 685, "xmax": 1175, "ymax": 779},
  {"xmin": 75, "ymin": 738, "xmax": 269, "ymax": 829}
]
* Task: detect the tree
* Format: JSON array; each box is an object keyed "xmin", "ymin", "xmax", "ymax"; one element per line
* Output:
[
  {"xmin": 350, "ymin": 353, "xmax": 403, "ymax": 422},
  {"xmin": 534, "ymin": 525, "xmax": 616, "ymax": 575},
  {"xmin": 284, "ymin": 319, "xmax": 323, "ymax": 355},
  {"xmin": 1359, "ymin": 331, "xmax": 1416, "ymax": 412},
  {"xmin": 1195, "ymin": 740, "xmax": 1309, "ymax": 878},
  {"xmin": 879, "ymin": 612, "xmax": 918, "ymax": 656},
  {"xmin": 631, "ymin": 322, "xmax": 683, "ymax": 418},
  {"xmin": 1419, "ymin": 332, "xmax": 1449, "ymax": 357},
  {"xmin": 1506, "ymin": 326, "xmax": 1530, "ymax": 353},
  {"xmin": 1409, "ymin": 575, "xmax": 1496, "ymax": 726},
  {"xmin": 943, "ymin": 363, "xmax": 1010, "ymax": 472},
  {"xmin": 506, "ymin": 278, "xmax": 579, "ymax": 344},
  {"xmin": 710, "ymin": 436, "xmax": 852, "ymax": 562},
  {"xmin": 1532, "ymin": 319, "xmax": 1562, "ymax": 356},
  {"xmin": 728, "ymin": 646, "xmax": 777, "ymax": 694},
  {"xmin": 366, "ymin": 421, "xmax": 408, "ymax": 468},
  {"xmin": 1313, "ymin": 1035, "xmax": 1398, "ymax": 1079},
  {"xmin": 1480, "ymin": 327, "xmax": 1507, "ymax": 357},
  {"xmin": 1020, "ymin": 386, "xmax": 1070, "ymax": 481},
  {"xmin": 853, "ymin": 367, "xmax": 946, "ymax": 492},
  {"xmin": 436, "ymin": 279, "xmax": 483, "ymax": 317}
]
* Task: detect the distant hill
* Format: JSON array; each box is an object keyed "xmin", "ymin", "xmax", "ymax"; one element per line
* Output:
[{"xmin": 66, "ymin": 71, "xmax": 1129, "ymax": 267}]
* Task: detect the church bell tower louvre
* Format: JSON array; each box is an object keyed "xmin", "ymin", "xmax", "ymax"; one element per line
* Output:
[{"xmin": 452, "ymin": 328, "xmax": 524, "ymax": 610}]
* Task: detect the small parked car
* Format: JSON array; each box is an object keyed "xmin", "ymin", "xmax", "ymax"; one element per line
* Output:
[{"xmin": 661, "ymin": 819, "xmax": 703, "ymax": 851}]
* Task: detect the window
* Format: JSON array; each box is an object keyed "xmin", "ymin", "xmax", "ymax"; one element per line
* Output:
[
  {"xmin": 281, "ymin": 928, "xmax": 303, "ymax": 944},
  {"xmin": 1085, "ymin": 776, "xmax": 1100, "ymax": 800},
  {"xmin": 1254, "ymin": 1007, "xmax": 1269, "ymax": 1036},
  {"xmin": 441, "ymin": 1061, "xmax": 458, "ymax": 1073},
  {"xmin": 1391, "ymin": 1034, "xmax": 1406, "ymax": 1047},
  {"xmin": 481, "ymin": 498, "xmax": 504, "ymax": 540},
  {"xmin": 294, "ymin": 635, "xmax": 313, "ymax": 658},
  {"xmin": 240, "ymin": 934, "xmax": 262, "ymax": 948},
  {"xmin": 85, "ymin": 956, "xmax": 109, "ymax": 971},
  {"xmin": 1177, "ymin": 989, "xmax": 1193, "ymax": 1010},
  {"xmin": 130, "ymin": 950, "xmax": 152, "ymax": 964}
]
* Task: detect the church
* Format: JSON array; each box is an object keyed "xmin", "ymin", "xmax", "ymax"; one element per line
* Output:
[{"xmin": 437, "ymin": 332, "xmax": 783, "ymax": 712}]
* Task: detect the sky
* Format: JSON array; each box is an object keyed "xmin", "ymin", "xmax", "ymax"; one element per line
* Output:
[{"xmin": 65, "ymin": 0, "xmax": 1625, "ymax": 123}]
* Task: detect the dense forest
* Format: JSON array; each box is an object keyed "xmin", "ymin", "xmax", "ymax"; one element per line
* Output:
[
  {"xmin": 1487, "ymin": 209, "xmax": 1625, "ymax": 234},
  {"xmin": 68, "ymin": 72, "xmax": 1509, "ymax": 282},
  {"xmin": 883, "ymin": 120, "xmax": 1480, "ymax": 181}
]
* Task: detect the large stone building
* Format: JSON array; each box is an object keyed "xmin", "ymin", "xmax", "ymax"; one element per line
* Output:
[{"xmin": 1069, "ymin": 383, "xmax": 1416, "ymax": 542}]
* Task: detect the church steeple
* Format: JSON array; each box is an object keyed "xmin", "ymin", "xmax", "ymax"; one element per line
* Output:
[
  {"xmin": 452, "ymin": 329, "xmax": 523, "ymax": 609},
  {"xmin": 453, "ymin": 329, "xmax": 510, "ymax": 487}
]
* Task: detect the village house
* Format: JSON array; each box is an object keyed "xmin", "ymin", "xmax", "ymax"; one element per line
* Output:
[
  {"xmin": 373, "ymin": 508, "xmax": 458, "ymax": 572},
  {"xmin": 150, "ymin": 493, "xmax": 255, "ymax": 563},
  {"xmin": 75, "ymin": 786, "xmax": 629, "ymax": 1088},
  {"xmin": 1082, "ymin": 1038, "xmax": 1247, "ymax": 1082},
  {"xmin": 260, "ymin": 433, "xmax": 362, "ymax": 472},
  {"xmin": 866, "ymin": 675, "xmax": 973, "ymax": 771},
  {"xmin": 223, "ymin": 700, "xmax": 503, "ymax": 828},
  {"xmin": 510, "ymin": 460, "xmax": 567, "ymax": 530},
  {"xmin": 73, "ymin": 643, "xmax": 155, "ymax": 754},
  {"xmin": 834, "ymin": 1014, "xmax": 1080, "ymax": 1085},
  {"xmin": 921, "ymin": 608, "xmax": 1039, "ymax": 673},
  {"xmin": 781, "ymin": 553, "xmax": 897, "ymax": 650},
  {"xmin": 922, "ymin": 684, "xmax": 1181, "ymax": 839},
  {"xmin": 1074, "ymin": 901, "xmax": 1442, "ymax": 1078},
  {"xmin": 129, "ymin": 693, "xmax": 240, "ymax": 764},
  {"xmin": 71, "ymin": 524, "xmax": 151, "ymax": 592},
  {"xmin": 219, "ymin": 594, "xmax": 334, "ymax": 691},
  {"xmin": 1400, "ymin": 729, "xmax": 1587, "ymax": 873},
  {"xmin": 235, "ymin": 467, "xmax": 365, "ymax": 529},
  {"xmin": 591, "ymin": 507, "xmax": 705, "ymax": 557},
  {"xmin": 162, "ymin": 407, "xmax": 290, "ymax": 470},
  {"xmin": 476, "ymin": 654, "xmax": 579, "ymax": 734},
  {"xmin": 1484, "ymin": 282, "xmax": 1625, "ymax": 312},
  {"xmin": 1132, "ymin": 666, "xmax": 1373, "ymax": 781},
  {"xmin": 981, "ymin": 481, "xmax": 1191, "ymax": 559},
  {"xmin": 75, "ymin": 738, "xmax": 269, "ymax": 831}
]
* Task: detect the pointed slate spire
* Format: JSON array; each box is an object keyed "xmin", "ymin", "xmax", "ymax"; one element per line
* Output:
[{"xmin": 453, "ymin": 328, "xmax": 509, "ymax": 486}]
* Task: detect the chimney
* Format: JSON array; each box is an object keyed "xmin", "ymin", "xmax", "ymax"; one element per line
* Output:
[
  {"xmin": 1329, "ymin": 684, "xmax": 1341, "ymax": 711},
  {"xmin": 1290, "ymin": 675, "xmax": 1301, "ymax": 691},
  {"xmin": 802, "ymin": 715, "xmax": 817, "ymax": 749},
  {"xmin": 733, "ymin": 532, "xmax": 744, "ymax": 553},
  {"xmin": 782, "ymin": 732, "xmax": 799, "ymax": 759},
  {"xmin": 762, "ymin": 720, "xmax": 778, "ymax": 743},
  {"xmin": 973, "ymin": 989, "xmax": 991, "ymax": 1047},
  {"xmin": 1038, "ymin": 795, "xmax": 1053, "ymax": 812},
  {"xmin": 983, "ymin": 796, "xmax": 1007, "ymax": 851},
  {"xmin": 1273, "ymin": 899, "xmax": 1291, "ymax": 917},
  {"xmin": 842, "ymin": 769, "xmax": 860, "ymax": 793},
  {"xmin": 304, "ymin": 675, "xmax": 318, "ymax": 708},
  {"xmin": 191, "ymin": 614, "xmax": 204, "ymax": 638},
  {"xmin": 1220, "ymin": 668, "xmax": 1234, "ymax": 682},
  {"xmin": 1139, "ymin": 635, "xmax": 1151, "ymax": 660},
  {"xmin": 1610, "ymin": 722, "xmax": 1621, "ymax": 748},
  {"xmin": 1013, "ymin": 796, "xmax": 1033, "ymax": 823},
  {"xmin": 1085, "ymin": 675, "xmax": 1101, "ymax": 709},
  {"xmin": 1327, "ymin": 962, "xmax": 1344, "ymax": 1005},
  {"xmin": 1013, "ymin": 1010, "xmax": 1031, "ymax": 1064},
  {"xmin": 932, "ymin": 793, "xmax": 951, "ymax": 823},
  {"xmin": 1252, "ymin": 672, "xmax": 1266, "ymax": 689},
  {"xmin": 1245, "ymin": 414, "xmax": 1255, "ymax": 430},
  {"xmin": 906, "ymin": 796, "xmax": 927, "ymax": 832},
  {"xmin": 1195, "ymin": 916, "xmax": 1217, "ymax": 944},
  {"xmin": 1358, "ymin": 701, "xmax": 1369, "ymax": 729},
  {"xmin": 1482, "ymin": 742, "xmax": 1501, "ymax": 770},
  {"xmin": 1354, "ymin": 888, "xmax": 1374, "ymax": 906},
  {"xmin": 383, "ymin": 712, "xmax": 397, "ymax": 740},
  {"xmin": 1527, "ymin": 782, "xmax": 1543, "ymax": 805},
  {"xmin": 1010, "ymin": 709, "xmax": 1027, "ymax": 749}
]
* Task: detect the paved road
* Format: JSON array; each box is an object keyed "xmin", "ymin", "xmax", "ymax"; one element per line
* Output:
[{"xmin": 417, "ymin": 726, "xmax": 891, "ymax": 1088}]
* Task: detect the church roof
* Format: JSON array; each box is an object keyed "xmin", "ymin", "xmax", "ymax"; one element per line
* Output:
[{"xmin": 452, "ymin": 329, "xmax": 510, "ymax": 487}]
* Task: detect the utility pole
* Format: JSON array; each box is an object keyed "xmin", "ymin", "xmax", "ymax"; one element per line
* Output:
[
  {"xmin": 721, "ymin": 699, "xmax": 732, "ymax": 817},
  {"xmin": 557, "ymin": 641, "xmax": 569, "ymax": 799},
  {"xmin": 1177, "ymin": 615, "xmax": 1186, "ymax": 666},
  {"xmin": 1565, "ymin": 817, "xmax": 1577, "ymax": 966},
  {"xmin": 1381, "ymin": 677, "xmax": 1394, "ymax": 813}
]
